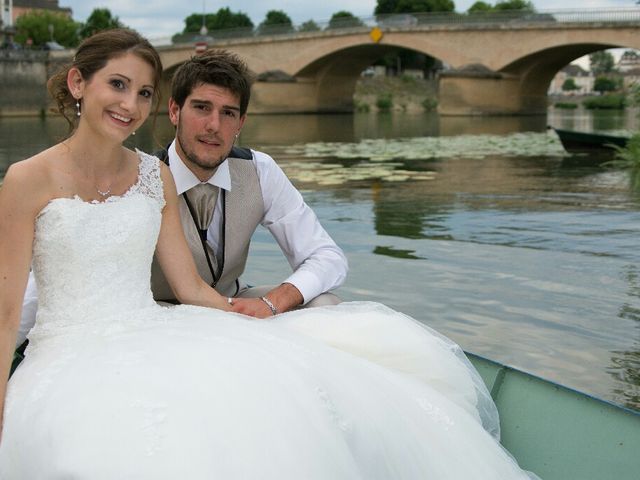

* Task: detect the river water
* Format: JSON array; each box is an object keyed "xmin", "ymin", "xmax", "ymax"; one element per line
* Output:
[{"xmin": 1, "ymin": 108, "xmax": 639, "ymax": 411}]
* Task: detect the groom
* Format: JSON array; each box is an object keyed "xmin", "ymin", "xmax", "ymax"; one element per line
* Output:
[
  {"xmin": 151, "ymin": 48, "xmax": 347, "ymax": 317},
  {"xmin": 15, "ymin": 49, "xmax": 347, "ymax": 353}
]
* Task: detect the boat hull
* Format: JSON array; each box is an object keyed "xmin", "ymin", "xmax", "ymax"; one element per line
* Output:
[
  {"xmin": 468, "ymin": 353, "xmax": 640, "ymax": 479},
  {"xmin": 551, "ymin": 127, "xmax": 629, "ymax": 154}
]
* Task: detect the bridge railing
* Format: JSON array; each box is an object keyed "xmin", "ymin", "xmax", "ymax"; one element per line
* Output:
[{"xmin": 159, "ymin": 7, "xmax": 640, "ymax": 47}]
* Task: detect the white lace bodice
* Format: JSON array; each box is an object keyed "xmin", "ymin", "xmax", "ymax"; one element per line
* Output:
[{"xmin": 30, "ymin": 150, "xmax": 165, "ymax": 340}]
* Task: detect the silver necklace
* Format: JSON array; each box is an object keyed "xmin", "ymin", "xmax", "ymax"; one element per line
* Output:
[{"xmin": 96, "ymin": 186, "xmax": 112, "ymax": 197}]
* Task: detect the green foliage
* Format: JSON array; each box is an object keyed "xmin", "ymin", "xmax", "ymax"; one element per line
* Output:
[
  {"xmin": 554, "ymin": 102, "xmax": 578, "ymax": 109},
  {"xmin": 422, "ymin": 97, "xmax": 438, "ymax": 110},
  {"xmin": 628, "ymin": 83, "xmax": 640, "ymax": 107},
  {"xmin": 374, "ymin": 0, "xmax": 455, "ymax": 14},
  {"xmin": 354, "ymin": 101, "xmax": 371, "ymax": 112},
  {"xmin": 376, "ymin": 93, "xmax": 393, "ymax": 110},
  {"xmin": 79, "ymin": 8, "xmax": 124, "ymax": 39},
  {"xmin": 593, "ymin": 76, "xmax": 620, "ymax": 93},
  {"xmin": 606, "ymin": 134, "xmax": 640, "ymax": 168},
  {"xmin": 328, "ymin": 11, "xmax": 364, "ymax": 29},
  {"xmin": 400, "ymin": 73, "xmax": 417, "ymax": 83},
  {"xmin": 298, "ymin": 20, "xmax": 321, "ymax": 32},
  {"xmin": 467, "ymin": 0, "xmax": 534, "ymax": 13},
  {"xmin": 258, "ymin": 10, "xmax": 294, "ymax": 35},
  {"xmin": 15, "ymin": 10, "xmax": 80, "ymax": 47},
  {"xmin": 589, "ymin": 51, "xmax": 616, "ymax": 75},
  {"xmin": 582, "ymin": 94, "xmax": 626, "ymax": 110},
  {"xmin": 561, "ymin": 78, "xmax": 579, "ymax": 92},
  {"xmin": 493, "ymin": 0, "xmax": 534, "ymax": 11},
  {"xmin": 467, "ymin": 1, "xmax": 492, "ymax": 12},
  {"xmin": 182, "ymin": 8, "xmax": 253, "ymax": 33},
  {"xmin": 262, "ymin": 9, "xmax": 293, "ymax": 26}
]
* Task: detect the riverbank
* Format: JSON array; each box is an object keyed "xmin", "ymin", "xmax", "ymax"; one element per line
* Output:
[
  {"xmin": 0, "ymin": 50, "xmax": 71, "ymax": 117},
  {"xmin": 354, "ymin": 75, "xmax": 438, "ymax": 113},
  {"xmin": 0, "ymin": 50, "xmax": 440, "ymax": 117}
]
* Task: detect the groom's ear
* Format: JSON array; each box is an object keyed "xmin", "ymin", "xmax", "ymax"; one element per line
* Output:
[{"xmin": 168, "ymin": 98, "xmax": 180, "ymax": 127}]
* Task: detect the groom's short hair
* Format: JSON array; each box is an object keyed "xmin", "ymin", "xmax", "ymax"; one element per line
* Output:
[{"xmin": 171, "ymin": 49, "xmax": 254, "ymax": 116}]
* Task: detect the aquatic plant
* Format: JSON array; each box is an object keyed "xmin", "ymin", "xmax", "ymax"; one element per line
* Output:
[
  {"xmin": 554, "ymin": 102, "xmax": 578, "ymax": 109},
  {"xmin": 583, "ymin": 94, "xmax": 626, "ymax": 110},
  {"xmin": 278, "ymin": 132, "xmax": 567, "ymax": 186},
  {"xmin": 607, "ymin": 133, "xmax": 640, "ymax": 168},
  {"xmin": 292, "ymin": 132, "xmax": 566, "ymax": 162}
]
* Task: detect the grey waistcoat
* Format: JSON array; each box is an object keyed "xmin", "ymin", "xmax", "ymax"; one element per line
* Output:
[{"xmin": 150, "ymin": 146, "xmax": 265, "ymax": 301}]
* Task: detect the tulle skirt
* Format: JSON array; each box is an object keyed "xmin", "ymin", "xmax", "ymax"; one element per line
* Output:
[{"xmin": 0, "ymin": 302, "xmax": 536, "ymax": 479}]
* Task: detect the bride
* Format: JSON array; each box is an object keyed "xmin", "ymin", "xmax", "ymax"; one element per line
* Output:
[{"xmin": 0, "ymin": 29, "xmax": 538, "ymax": 479}]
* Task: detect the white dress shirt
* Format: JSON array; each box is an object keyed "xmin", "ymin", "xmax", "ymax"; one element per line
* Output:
[
  {"xmin": 17, "ymin": 143, "xmax": 348, "ymax": 347},
  {"xmin": 167, "ymin": 141, "xmax": 347, "ymax": 303}
]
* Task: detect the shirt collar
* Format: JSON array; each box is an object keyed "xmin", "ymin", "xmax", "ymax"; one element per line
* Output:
[{"xmin": 168, "ymin": 140, "xmax": 231, "ymax": 195}]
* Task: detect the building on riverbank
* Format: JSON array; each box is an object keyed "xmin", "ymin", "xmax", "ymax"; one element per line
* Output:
[
  {"xmin": 1, "ymin": 1, "xmax": 72, "ymax": 47},
  {"xmin": 10, "ymin": 0, "xmax": 71, "ymax": 23},
  {"xmin": 548, "ymin": 64, "xmax": 594, "ymax": 96}
]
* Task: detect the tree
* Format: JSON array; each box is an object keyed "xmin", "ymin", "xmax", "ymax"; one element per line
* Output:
[
  {"xmin": 14, "ymin": 11, "xmax": 80, "ymax": 47},
  {"xmin": 593, "ymin": 76, "xmax": 619, "ymax": 93},
  {"xmin": 327, "ymin": 11, "xmax": 364, "ymax": 29},
  {"xmin": 467, "ymin": 0, "xmax": 534, "ymax": 13},
  {"xmin": 589, "ymin": 51, "xmax": 616, "ymax": 75},
  {"xmin": 467, "ymin": 1, "xmax": 492, "ymax": 13},
  {"xmin": 79, "ymin": 8, "xmax": 124, "ymax": 39},
  {"xmin": 298, "ymin": 20, "xmax": 321, "ymax": 32},
  {"xmin": 258, "ymin": 10, "xmax": 294, "ymax": 35},
  {"xmin": 182, "ymin": 8, "xmax": 253, "ymax": 33},
  {"xmin": 561, "ymin": 78, "xmax": 579, "ymax": 92},
  {"xmin": 493, "ymin": 0, "xmax": 534, "ymax": 11},
  {"xmin": 375, "ymin": 0, "xmax": 455, "ymax": 14}
]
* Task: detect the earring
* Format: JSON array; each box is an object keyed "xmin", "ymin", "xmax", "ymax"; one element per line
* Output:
[
  {"xmin": 75, "ymin": 98, "xmax": 81, "ymax": 117},
  {"xmin": 132, "ymin": 131, "xmax": 136, "ymax": 136}
]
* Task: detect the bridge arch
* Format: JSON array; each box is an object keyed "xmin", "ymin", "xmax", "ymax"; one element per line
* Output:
[
  {"xmin": 293, "ymin": 43, "xmax": 438, "ymax": 112},
  {"xmin": 156, "ymin": 21, "xmax": 640, "ymax": 115}
]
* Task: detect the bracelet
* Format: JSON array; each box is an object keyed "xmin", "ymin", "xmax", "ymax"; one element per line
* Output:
[{"xmin": 260, "ymin": 296, "xmax": 278, "ymax": 316}]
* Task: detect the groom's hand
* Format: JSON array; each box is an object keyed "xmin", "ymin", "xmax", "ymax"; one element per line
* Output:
[
  {"xmin": 230, "ymin": 298, "xmax": 273, "ymax": 319},
  {"xmin": 230, "ymin": 283, "xmax": 304, "ymax": 318}
]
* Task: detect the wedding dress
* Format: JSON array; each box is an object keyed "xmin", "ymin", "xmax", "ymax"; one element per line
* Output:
[{"xmin": 0, "ymin": 151, "xmax": 537, "ymax": 479}]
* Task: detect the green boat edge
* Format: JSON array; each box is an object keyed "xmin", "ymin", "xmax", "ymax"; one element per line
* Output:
[{"xmin": 467, "ymin": 352, "xmax": 640, "ymax": 479}]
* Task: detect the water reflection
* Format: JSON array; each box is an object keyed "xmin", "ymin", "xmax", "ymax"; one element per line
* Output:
[
  {"xmin": 2, "ymin": 109, "xmax": 640, "ymax": 410},
  {"xmin": 629, "ymin": 168, "xmax": 640, "ymax": 195},
  {"xmin": 547, "ymin": 106, "xmax": 639, "ymax": 134},
  {"xmin": 371, "ymin": 178, "xmax": 452, "ymax": 241},
  {"xmin": 0, "ymin": 117, "xmax": 68, "ymax": 175},
  {"xmin": 373, "ymin": 245, "xmax": 424, "ymax": 260},
  {"xmin": 438, "ymin": 115, "xmax": 547, "ymax": 136},
  {"xmin": 608, "ymin": 265, "xmax": 640, "ymax": 409}
]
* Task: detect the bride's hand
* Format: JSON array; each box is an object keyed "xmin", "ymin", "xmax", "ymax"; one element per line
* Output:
[{"xmin": 229, "ymin": 297, "xmax": 274, "ymax": 318}]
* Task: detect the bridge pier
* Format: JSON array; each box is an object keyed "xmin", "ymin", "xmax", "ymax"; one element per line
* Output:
[
  {"xmin": 438, "ymin": 69, "xmax": 547, "ymax": 116},
  {"xmin": 251, "ymin": 82, "xmax": 320, "ymax": 114},
  {"xmin": 250, "ymin": 76, "xmax": 358, "ymax": 114}
]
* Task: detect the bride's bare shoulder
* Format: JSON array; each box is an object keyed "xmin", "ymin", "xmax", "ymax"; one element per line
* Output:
[{"xmin": 1, "ymin": 145, "xmax": 66, "ymax": 212}]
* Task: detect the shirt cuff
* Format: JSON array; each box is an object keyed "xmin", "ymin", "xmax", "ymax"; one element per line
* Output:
[{"xmin": 283, "ymin": 269, "xmax": 324, "ymax": 305}]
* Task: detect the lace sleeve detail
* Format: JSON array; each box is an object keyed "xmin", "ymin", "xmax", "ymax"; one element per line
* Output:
[{"xmin": 135, "ymin": 149, "xmax": 165, "ymax": 209}]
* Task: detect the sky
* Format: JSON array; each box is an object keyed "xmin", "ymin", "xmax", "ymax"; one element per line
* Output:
[{"xmin": 57, "ymin": 0, "xmax": 638, "ymax": 41}]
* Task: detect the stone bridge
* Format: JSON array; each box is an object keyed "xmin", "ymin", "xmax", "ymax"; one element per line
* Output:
[{"xmin": 156, "ymin": 9, "xmax": 640, "ymax": 115}]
